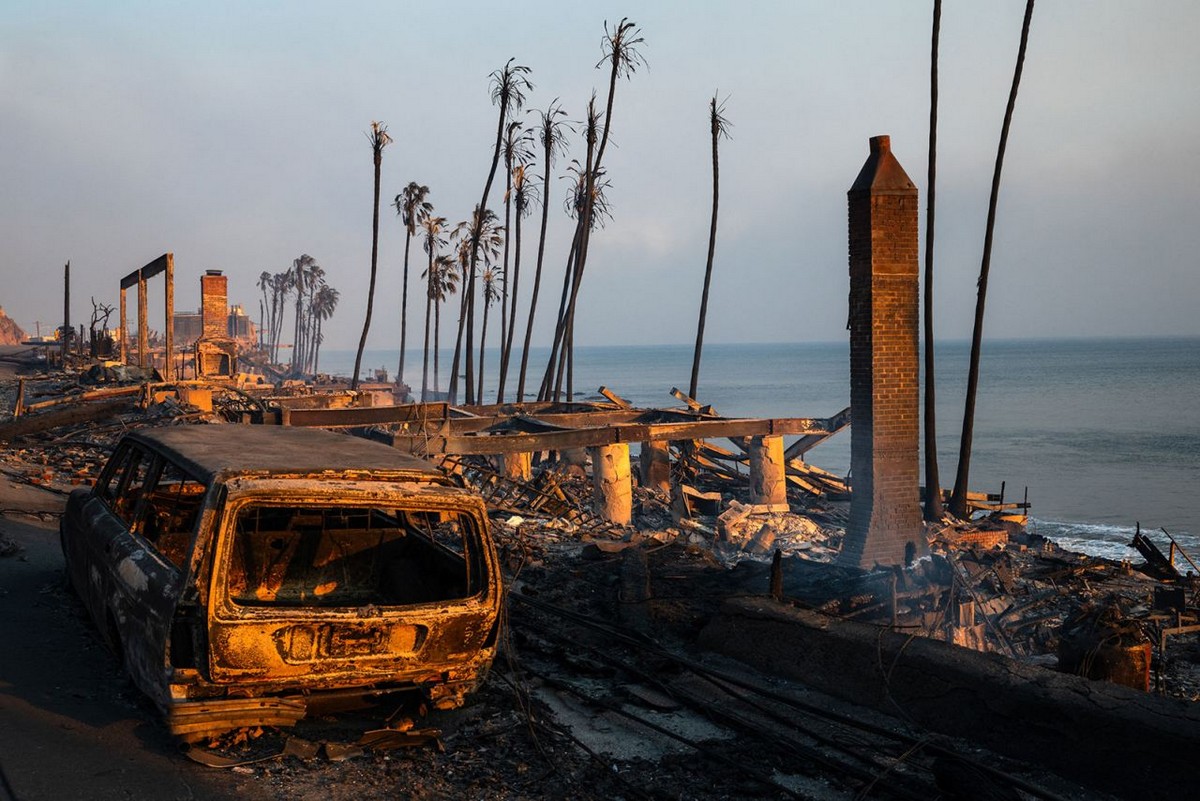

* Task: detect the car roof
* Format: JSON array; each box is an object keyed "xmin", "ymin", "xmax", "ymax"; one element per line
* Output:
[{"xmin": 126, "ymin": 425, "xmax": 442, "ymax": 483}]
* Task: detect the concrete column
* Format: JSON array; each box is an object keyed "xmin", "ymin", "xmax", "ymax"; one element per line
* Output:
[
  {"xmin": 498, "ymin": 451, "xmax": 532, "ymax": 482},
  {"xmin": 748, "ymin": 435, "xmax": 788, "ymax": 508},
  {"xmin": 840, "ymin": 135, "xmax": 923, "ymax": 569},
  {"xmin": 639, "ymin": 440, "xmax": 672, "ymax": 494},
  {"xmin": 589, "ymin": 443, "xmax": 632, "ymax": 525}
]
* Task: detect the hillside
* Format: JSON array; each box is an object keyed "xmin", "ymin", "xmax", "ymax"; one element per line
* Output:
[{"xmin": 0, "ymin": 307, "xmax": 27, "ymax": 346}]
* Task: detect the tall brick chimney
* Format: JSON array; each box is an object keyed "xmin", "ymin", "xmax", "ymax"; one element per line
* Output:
[
  {"xmin": 840, "ymin": 135, "xmax": 923, "ymax": 569},
  {"xmin": 200, "ymin": 269, "xmax": 228, "ymax": 340}
]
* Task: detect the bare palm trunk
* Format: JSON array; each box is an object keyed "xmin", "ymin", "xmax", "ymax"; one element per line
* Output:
[
  {"xmin": 538, "ymin": 229, "xmax": 581, "ymax": 400},
  {"xmin": 353, "ymin": 124, "xmax": 390, "ymax": 391},
  {"xmin": 399, "ymin": 229, "xmax": 412, "ymax": 384},
  {"xmin": 497, "ymin": 168, "xmax": 512, "ymax": 400},
  {"xmin": 478, "ymin": 301, "xmax": 491, "ymax": 398},
  {"xmin": 517, "ymin": 114, "xmax": 560, "ymax": 402},
  {"xmin": 949, "ymin": 0, "xmax": 1035, "ymax": 518},
  {"xmin": 422, "ymin": 253, "xmax": 433, "ymax": 401},
  {"xmin": 436, "ymin": 305, "xmax": 444, "ymax": 394},
  {"xmin": 689, "ymin": 96, "xmax": 726, "ymax": 400},
  {"xmin": 498, "ymin": 204, "xmax": 523, "ymax": 402},
  {"xmin": 314, "ymin": 317, "xmax": 323, "ymax": 373},
  {"xmin": 924, "ymin": 0, "xmax": 945, "ymax": 521}
]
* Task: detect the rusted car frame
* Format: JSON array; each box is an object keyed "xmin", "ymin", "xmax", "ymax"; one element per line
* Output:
[{"xmin": 60, "ymin": 426, "xmax": 501, "ymax": 739}]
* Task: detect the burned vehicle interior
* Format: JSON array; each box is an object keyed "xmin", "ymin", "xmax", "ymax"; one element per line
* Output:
[
  {"xmin": 61, "ymin": 425, "xmax": 501, "ymax": 741},
  {"xmin": 224, "ymin": 504, "xmax": 484, "ymax": 608}
]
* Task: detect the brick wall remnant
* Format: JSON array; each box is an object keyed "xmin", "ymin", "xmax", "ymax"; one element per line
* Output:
[{"xmin": 840, "ymin": 135, "xmax": 923, "ymax": 569}]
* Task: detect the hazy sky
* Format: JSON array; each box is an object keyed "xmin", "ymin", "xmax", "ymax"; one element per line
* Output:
[{"xmin": 3, "ymin": 1, "xmax": 1198, "ymax": 351}]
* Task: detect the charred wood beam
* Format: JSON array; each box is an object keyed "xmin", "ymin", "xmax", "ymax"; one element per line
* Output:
[
  {"xmin": 0, "ymin": 398, "xmax": 136, "ymax": 442},
  {"xmin": 390, "ymin": 415, "xmax": 841, "ymax": 456}
]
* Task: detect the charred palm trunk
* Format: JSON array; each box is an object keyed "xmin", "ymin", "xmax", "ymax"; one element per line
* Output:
[
  {"xmin": 422, "ymin": 252, "xmax": 434, "ymax": 401},
  {"xmin": 353, "ymin": 124, "xmax": 390, "ymax": 391},
  {"xmin": 924, "ymin": 0, "xmax": 945, "ymax": 520},
  {"xmin": 689, "ymin": 97, "xmax": 725, "ymax": 401},
  {"xmin": 499, "ymin": 203, "xmax": 523, "ymax": 402},
  {"xmin": 399, "ymin": 229, "xmax": 412, "ymax": 384},
  {"xmin": 950, "ymin": 0, "xmax": 1035, "ymax": 518},
  {"xmin": 518, "ymin": 119, "xmax": 558, "ymax": 401}
]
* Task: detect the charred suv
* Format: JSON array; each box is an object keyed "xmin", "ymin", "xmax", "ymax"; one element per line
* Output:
[{"xmin": 60, "ymin": 425, "xmax": 501, "ymax": 739}]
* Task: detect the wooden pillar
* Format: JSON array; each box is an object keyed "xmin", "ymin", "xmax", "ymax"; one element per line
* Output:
[
  {"xmin": 748, "ymin": 435, "xmax": 787, "ymax": 508},
  {"xmin": 639, "ymin": 440, "xmax": 671, "ymax": 494},
  {"xmin": 118, "ymin": 286, "xmax": 128, "ymax": 364},
  {"xmin": 840, "ymin": 135, "xmax": 923, "ymax": 569},
  {"xmin": 137, "ymin": 270, "xmax": 148, "ymax": 368},
  {"xmin": 163, "ymin": 253, "xmax": 174, "ymax": 381},
  {"xmin": 61, "ymin": 261, "xmax": 70, "ymax": 362},
  {"xmin": 589, "ymin": 443, "xmax": 632, "ymax": 525},
  {"xmin": 499, "ymin": 451, "xmax": 532, "ymax": 482}
]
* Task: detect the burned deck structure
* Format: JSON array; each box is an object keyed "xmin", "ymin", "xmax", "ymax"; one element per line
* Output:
[{"xmin": 249, "ymin": 394, "xmax": 851, "ymax": 526}]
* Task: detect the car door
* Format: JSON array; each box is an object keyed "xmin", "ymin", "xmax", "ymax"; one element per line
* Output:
[{"xmin": 77, "ymin": 443, "xmax": 186, "ymax": 700}]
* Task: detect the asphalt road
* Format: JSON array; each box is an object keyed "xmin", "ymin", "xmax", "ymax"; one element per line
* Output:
[{"xmin": 0, "ymin": 480, "xmax": 237, "ymax": 801}]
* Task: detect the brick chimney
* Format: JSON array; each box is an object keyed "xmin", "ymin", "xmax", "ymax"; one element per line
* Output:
[
  {"xmin": 200, "ymin": 269, "xmax": 228, "ymax": 339},
  {"xmin": 840, "ymin": 135, "xmax": 923, "ymax": 569}
]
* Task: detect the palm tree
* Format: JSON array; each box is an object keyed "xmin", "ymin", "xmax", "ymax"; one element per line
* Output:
[
  {"xmin": 290, "ymin": 254, "xmax": 318, "ymax": 376},
  {"xmin": 449, "ymin": 59, "xmax": 533, "ymax": 406},
  {"xmin": 498, "ymin": 159, "xmax": 539, "ymax": 402},
  {"xmin": 419, "ymin": 214, "xmax": 448, "ymax": 400},
  {"xmin": 352, "ymin": 121, "xmax": 392, "ymax": 391},
  {"xmin": 950, "ymin": 0, "xmax": 1036, "ymax": 518},
  {"xmin": 267, "ymin": 270, "xmax": 292, "ymax": 363},
  {"xmin": 303, "ymin": 263, "xmax": 325, "ymax": 373},
  {"xmin": 924, "ymin": 0, "xmax": 945, "ymax": 521},
  {"xmin": 394, "ymin": 182, "xmax": 432, "ymax": 387},
  {"xmin": 543, "ymin": 19, "xmax": 645, "ymax": 400},
  {"xmin": 311, "ymin": 284, "xmax": 339, "ymax": 373},
  {"xmin": 689, "ymin": 94, "xmax": 732, "ymax": 401},
  {"xmin": 432, "ymin": 253, "xmax": 458, "ymax": 395},
  {"xmin": 477, "ymin": 265, "xmax": 502, "ymax": 396},
  {"xmin": 256, "ymin": 271, "xmax": 272, "ymax": 349},
  {"xmin": 517, "ymin": 101, "xmax": 571, "ymax": 401},
  {"xmin": 494, "ymin": 122, "xmax": 534, "ymax": 402},
  {"xmin": 456, "ymin": 208, "xmax": 505, "ymax": 398}
]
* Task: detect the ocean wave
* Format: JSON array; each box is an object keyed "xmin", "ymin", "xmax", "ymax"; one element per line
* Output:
[{"xmin": 1031, "ymin": 518, "xmax": 1200, "ymax": 564}]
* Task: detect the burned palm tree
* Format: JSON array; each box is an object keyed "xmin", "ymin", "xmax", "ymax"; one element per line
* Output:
[
  {"xmin": 394, "ymin": 182, "xmax": 432, "ymax": 386},
  {"xmin": 689, "ymin": 93, "xmax": 732, "ymax": 401},
  {"xmin": 290, "ymin": 254, "xmax": 319, "ymax": 376},
  {"xmin": 542, "ymin": 18, "xmax": 645, "ymax": 400},
  {"xmin": 950, "ymin": 0, "xmax": 1036, "ymax": 518},
  {"xmin": 310, "ymin": 284, "xmax": 339, "ymax": 374},
  {"xmin": 352, "ymin": 121, "xmax": 392, "ymax": 390},
  {"xmin": 924, "ymin": 0, "xmax": 945, "ymax": 520},
  {"xmin": 449, "ymin": 59, "xmax": 533, "ymax": 405},
  {"xmin": 256, "ymin": 271, "xmax": 272, "ymax": 349},
  {"xmin": 497, "ymin": 159, "xmax": 539, "ymax": 402},
  {"xmin": 477, "ymin": 265, "xmax": 502, "ymax": 396},
  {"xmin": 516, "ymin": 100, "xmax": 572, "ymax": 401},
  {"xmin": 432, "ymin": 253, "xmax": 458, "ymax": 396},
  {"xmin": 494, "ymin": 121, "xmax": 534, "ymax": 402},
  {"xmin": 419, "ymin": 214, "xmax": 448, "ymax": 400}
]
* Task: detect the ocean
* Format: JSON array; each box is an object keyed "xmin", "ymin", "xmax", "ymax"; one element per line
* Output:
[{"xmin": 320, "ymin": 337, "xmax": 1200, "ymax": 564}]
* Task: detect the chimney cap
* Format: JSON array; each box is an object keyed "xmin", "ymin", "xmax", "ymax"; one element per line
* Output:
[{"xmin": 205, "ymin": 269, "xmax": 223, "ymax": 276}]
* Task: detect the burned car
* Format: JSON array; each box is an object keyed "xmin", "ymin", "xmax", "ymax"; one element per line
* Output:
[{"xmin": 60, "ymin": 425, "xmax": 501, "ymax": 739}]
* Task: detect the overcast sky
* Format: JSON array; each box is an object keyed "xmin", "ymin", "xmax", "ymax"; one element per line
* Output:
[{"xmin": 3, "ymin": 1, "xmax": 1197, "ymax": 351}]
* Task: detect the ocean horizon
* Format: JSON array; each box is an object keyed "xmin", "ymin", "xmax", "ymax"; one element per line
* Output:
[{"xmin": 318, "ymin": 336, "xmax": 1200, "ymax": 564}]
